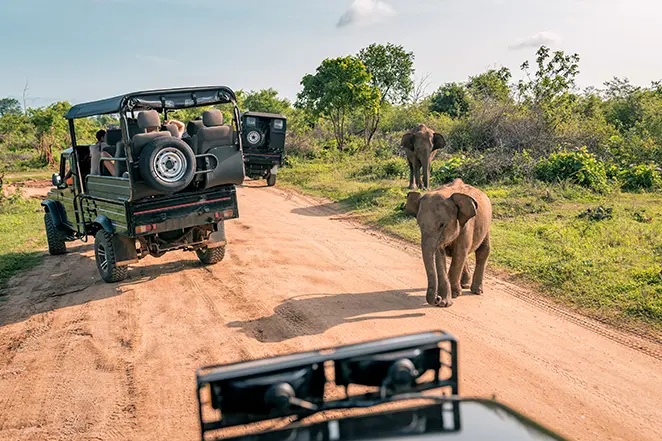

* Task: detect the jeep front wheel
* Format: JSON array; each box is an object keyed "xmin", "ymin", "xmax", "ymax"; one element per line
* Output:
[
  {"xmin": 94, "ymin": 230, "xmax": 128, "ymax": 283},
  {"xmin": 196, "ymin": 245, "xmax": 226, "ymax": 265},
  {"xmin": 44, "ymin": 213, "xmax": 67, "ymax": 255}
]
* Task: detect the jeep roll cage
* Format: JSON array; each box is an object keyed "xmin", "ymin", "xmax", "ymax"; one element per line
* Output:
[{"xmin": 61, "ymin": 86, "xmax": 244, "ymax": 197}]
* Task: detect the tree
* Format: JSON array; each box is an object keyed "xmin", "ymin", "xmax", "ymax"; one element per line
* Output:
[
  {"xmin": 467, "ymin": 67, "xmax": 512, "ymax": 102},
  {"xmin": 242, "ymin": 88, "xmax": 291, "ymax": 114},
  {"xmin": 296, "ymin": 56, "xmax": 380, "ymax": 151},
  {"xmin": 517, "ymin": 46, "xmax": 580, "ymax": 128},
  {"xmin": 357, "ymin": 43, "xmax": 415, "ymax": 146},
  {"xmin": 0, "ymin": 98, "xmax": 22, "ymax": 117},
  {"xmin": 29, "ymin": 101, "xmax": 74, "ymax": 165},
  {"xmin": 430, "ymin": 83, "xmax": 470, "ymax": 118}
]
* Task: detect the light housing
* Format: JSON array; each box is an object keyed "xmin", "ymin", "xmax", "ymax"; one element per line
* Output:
[{"xmin": 273, "ymin": 119, "xmax": 284, "ymax": 130}]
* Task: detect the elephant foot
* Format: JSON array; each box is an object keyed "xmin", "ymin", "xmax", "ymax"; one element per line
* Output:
[
  {"xmin": 451, "ymin": 289, "xmax": 462, "ymax": 299},
  {"xmin": 471, "ymin": 286, "xmax": 483, "ymax": 295},
  {"xmin": 461, "ymin": 283, "xmax": 471, "ymax": 289},
  {"xmin": 435, "ymin": 297, "xmax": 453, "ymax": 308}
]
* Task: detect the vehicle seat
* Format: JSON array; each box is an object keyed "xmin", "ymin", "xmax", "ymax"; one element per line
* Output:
[
  {"xmin": 105, "ymin": 128, "xmax": 122, "ymax": 148},
  {"xmin": 192, "ymin": 109, "xmax": 244, "ymax": 189},
  {"xmin": 131, "ymin": 110, "xmax": 171, "ymax": 158},
  {"xmin": 194, "ymin": 109, "xmax": 233, "ymax": 154},
  {"xmin": 186, "ymin": 120, "xmax": 204, "ymax": 151}
]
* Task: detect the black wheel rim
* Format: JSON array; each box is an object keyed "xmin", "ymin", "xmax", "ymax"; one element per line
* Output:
[{"xmin": 97, "ymin": 242, "xmax": 108, "ymax": 273}]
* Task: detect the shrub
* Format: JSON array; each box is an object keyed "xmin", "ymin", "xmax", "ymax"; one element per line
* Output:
[
  {"xmin": 619, "ymin": 164, "xmax": 662, "ymax": 191},
  {"xmin": 352, "ymin": 158, "xmax": 409, "ymax": 181},
  {"xmin": 534, "ymin": 148, "xmax": 612, "ymax": 193}
]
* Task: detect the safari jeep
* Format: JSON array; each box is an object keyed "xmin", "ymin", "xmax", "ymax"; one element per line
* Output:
[
  {"xmin": 41, "ymin": 86, "xmax": 245, "ymax": 283},
  {"xmin": 240, "ymin": 111, "xmax": 287, "ymax": 186}
]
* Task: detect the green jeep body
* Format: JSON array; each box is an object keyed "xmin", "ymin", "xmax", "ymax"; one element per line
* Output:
[{"xmin": 42, "ymin": 86, "xmax": 244, "ymax": 283}]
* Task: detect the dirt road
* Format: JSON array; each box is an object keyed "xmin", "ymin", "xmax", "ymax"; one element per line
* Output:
[{"xmin": 1, "ymin": 182, "xmax": 661, "ymax": 441}]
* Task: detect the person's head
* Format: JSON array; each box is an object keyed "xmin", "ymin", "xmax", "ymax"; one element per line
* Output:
[{"xmin": 96, "ymin": 129, "xmax": 107, "ymax": 143}]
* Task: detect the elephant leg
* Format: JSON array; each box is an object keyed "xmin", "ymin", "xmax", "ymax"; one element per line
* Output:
[
  {"xmin": 408, "ymin": 160, "xmax": 416, "ymax": 189},
  {"xmin": 413, "ymin": 160, "xmax": 422, "ymax": 190},
  {"xmin": 435, "ymin": 247, "xmax": 452, "ymax": 307},
  {"xmin": 422, "ymin": 158, "xmax": 430, "ymax": 190},
  {"xmin": 471, "ymin": 234, "xmax": 491, "ymax": 295},
  {"xmin": 461, "ymin": 263, "xmax": 471, "ymax": 289},
  {"xmin": 448, "ymin": 249, "xmax": 468, "ymax": 299}
]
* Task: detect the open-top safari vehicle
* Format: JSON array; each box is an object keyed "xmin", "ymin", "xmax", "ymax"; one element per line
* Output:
[
  {"xmin": 195, "ymin": 331, "xmax": 568, "ymax": 441},
  {"xmin": 240, "ymin": 111, "xmax": 287, "ymax": 186},
  {"xmin": 42, "ymin": 86, "xmax": 245, "ymax": 282}
]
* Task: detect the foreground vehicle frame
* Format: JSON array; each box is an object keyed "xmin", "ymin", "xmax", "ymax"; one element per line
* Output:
[
  {"xmin": 42, "ymin": 86, "xmax": 244, "ymax": 282},
  {"xmin": 196, "ymin": 331, "xmax": 568, "ymax": 441}
]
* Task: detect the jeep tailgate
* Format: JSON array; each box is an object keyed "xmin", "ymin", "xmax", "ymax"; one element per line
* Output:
[{"xmin": 128, "ymin": 186, "xmax": 238, "ymax": 236}]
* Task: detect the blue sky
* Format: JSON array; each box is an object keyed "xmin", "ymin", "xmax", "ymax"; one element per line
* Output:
[{"xmin": 1, "ymin": 0, "xmax": 661, "ymax": 108}]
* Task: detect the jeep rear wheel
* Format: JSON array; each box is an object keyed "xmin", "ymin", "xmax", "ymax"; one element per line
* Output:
[
  {"xmin": 196, "ymin": 245, "xmax": 226, "ymax": 265},
  {"xmin": 44, "ymin": 213, "xmax": 67, "ymax": 255},
  {"xmin": 266, "ymin": 173, "xmax": 277, "ymax": 187},
  {"xmin": 94, "ymin": 230, "xmax": 128, "ymax": 283},
  {"xmin": 139, "ymin": 137, "xmax": 196, "ymax": 193}
]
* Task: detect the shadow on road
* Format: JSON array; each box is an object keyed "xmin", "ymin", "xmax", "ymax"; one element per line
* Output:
[
  {"xmin": 0, "ymin": 243, "xmax": 204, "ymax": 327},
  {"xmin": 228, "ymin": 288, "xmax": 429, "ymax": 343},
  {"xmin": 290, "ymin": 202, "xmax": 339, "ymax": 217}
]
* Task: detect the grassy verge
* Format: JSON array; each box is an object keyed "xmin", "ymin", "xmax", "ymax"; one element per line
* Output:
[
  {"xmin": 3, "ymin": 169, "xmax": 56, "ymax": 184},
  {"xmin": 279, "ymin": 156, "xmax": 662, "ymax": 331},
  {"xmin": 0, "ymin": 193, "xmax": 47, "ymax": 295}
]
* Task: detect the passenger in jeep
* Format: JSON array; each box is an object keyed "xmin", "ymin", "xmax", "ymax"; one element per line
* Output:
[{"xmin": 90, "ymin": 129, "xmax": 116, "ymax": 176}]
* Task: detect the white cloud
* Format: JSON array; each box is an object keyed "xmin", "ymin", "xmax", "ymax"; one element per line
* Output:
[
  {"xmin": 336, "ymin": 0, "xmax": 395, "ymax": 28},
  {"xmin": 509, "ymin": 31, "xmax": 562, "ymax": 50}
]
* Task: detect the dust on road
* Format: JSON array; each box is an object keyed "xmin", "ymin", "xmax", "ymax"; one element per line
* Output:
[{"xmin": 1, "ymin": 183, "xmax": 661, "ymax": 441}]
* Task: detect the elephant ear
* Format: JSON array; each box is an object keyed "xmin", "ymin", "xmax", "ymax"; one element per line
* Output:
[
  {"xmin": 450, "ymin": 193, "xmax": 478, "ymax": 227},
  {"xmin": 401, "ymin": 133, "xmax": 414, "ymax": 152},
  {"xmin": 432, "ymin": 133, "xmax": 446, "ymax": 151},
  {"xmin": 405, "ymin": 191, "xmax": 422, "ymax": 216}
]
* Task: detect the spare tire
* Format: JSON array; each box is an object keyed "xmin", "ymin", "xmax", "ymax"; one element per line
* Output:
[{"xmin": 139, "ymin": 137, "xmax": 196, "ymax": 193}]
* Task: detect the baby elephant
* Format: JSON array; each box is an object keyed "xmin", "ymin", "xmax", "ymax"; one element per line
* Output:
[{"xmin": 405, "ymin": 179, "xmax": 492, "ymax": 307}]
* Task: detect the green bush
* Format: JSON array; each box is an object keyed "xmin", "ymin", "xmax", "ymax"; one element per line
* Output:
[
  {"xmin": 534, "ymin": 148, "xmax": 612, "ymax": 193},
  {"xmin": 619, "ymin": 164, "xmax": 662, "ymax": 191},
  {"xmin": 352, "ymin": 158, "xmax": 409, "ymax": 181}
]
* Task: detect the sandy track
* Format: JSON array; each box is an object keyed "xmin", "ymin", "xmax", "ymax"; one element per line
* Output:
[{"xmin": 1, "ymin": 182, "xmax": 661, "ymax": 441}]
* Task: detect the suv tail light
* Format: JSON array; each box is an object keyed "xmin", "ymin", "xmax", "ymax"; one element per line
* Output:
[{"xmin": 135, "ymin": 224, "xmax": 155, "ymax": 234}]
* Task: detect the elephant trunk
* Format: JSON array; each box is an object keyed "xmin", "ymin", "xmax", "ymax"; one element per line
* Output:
[{"xmin": 422, "ymin": 236, "xmax": 439, "ymax": 305}]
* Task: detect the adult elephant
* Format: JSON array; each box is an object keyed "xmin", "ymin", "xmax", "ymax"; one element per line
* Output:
[
  {"xmin": 401, "ymin": 124, "xmax": 446, "ymax": 190},
  {"xmin": 405, "ymin": 178, "xmax": 492, "ymax": 308}
]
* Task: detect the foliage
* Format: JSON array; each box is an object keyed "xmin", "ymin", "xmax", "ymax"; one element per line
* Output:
[
  {"xmin": 619, "ymin": 164, "xmax": 662, "ymax": 191},
  {"xmin": 534, "ymin": 148, "xmax": 611, "ymax": 192},
  {"xmin": 430, "ymin": 83, "xmax": 470, "ymax": 118},
  {"xmin": 0, "ymin": 98, "xmax": 22, "ymax": 117},
  {"xmin": 357, "ymin": 42, "xmax": 415, "ymax": 147},
  {"xmin": 0, "ymin": 195, "xmax": 45, "ymax": 293},
  {"xmin": 242, "ymin": 88, "xmax": 291, "ymax": 114},
  {"xmin": 467, "ymin": 67, "xmax": 512, "ymax": 102},
  {"xmin": 296, "ymin": 56, "xmax": 380, "ymax": 150},
  {"xmin": 518, "ymin": 46, "xmax": 580, "ymax": 128}
]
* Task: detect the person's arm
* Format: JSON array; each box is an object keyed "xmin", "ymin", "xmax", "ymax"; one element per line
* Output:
[{"xmin": 165, "ymin": 119, "xmax": 185, "ymax": 136}]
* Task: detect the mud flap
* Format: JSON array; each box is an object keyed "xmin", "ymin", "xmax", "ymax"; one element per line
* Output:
[
  {"xmin": 207, "ymin": 221, "xmax": 226, "ymax": 249},
  {"xmin": 270, "ymin": 165, "xmax": 278, "ymax": 175},
  {"xmin": 112, "ymin": 234, "xmax": 139, "ymax": 267}
]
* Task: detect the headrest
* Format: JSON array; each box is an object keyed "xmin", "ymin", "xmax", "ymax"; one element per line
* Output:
[
  {"xmin": 105, "ymin": 128, "xmax": 122, "ymax": 146},
  {"xmin": 164, "ymin": 124, "xmax": 179, "ymax": 137},
  {"xmin": 187, "ymin": 120, "xmax": 204, "ymax": 136},
  {"xmin": 137, "ymin": 110, "xmax": 161, "ymax": 129},
  {"xmin": 202, "ymin": 109, "xmax": 223, "ymax": 127}
]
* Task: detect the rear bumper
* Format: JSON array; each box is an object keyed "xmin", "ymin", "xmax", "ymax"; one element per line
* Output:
[{"xmin": 128, "ymin": 186, "xmax": 239, "ymax": 237}]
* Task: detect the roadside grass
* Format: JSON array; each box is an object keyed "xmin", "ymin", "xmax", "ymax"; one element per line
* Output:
[
  {"xmin": 280, "ymin": 156, "xmax": 662, "ymax": 331},
  {"xmin": 3, "ymin": 169, "xmax": 55, "ymax": 184},
  {"xmin": 0, "ymin": 193, "xmax": 46, "ymax": 295}
]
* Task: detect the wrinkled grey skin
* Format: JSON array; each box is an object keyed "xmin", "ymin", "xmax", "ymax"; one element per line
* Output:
[
  {"xmin": 405, "ymin": 179, "xmax": 492, "ymax": 307},
  {"xmin": 401, "ymin": 124, "xmax": 446, "ymax": 190}
]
